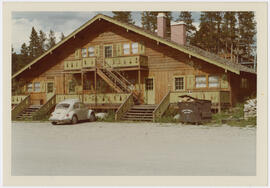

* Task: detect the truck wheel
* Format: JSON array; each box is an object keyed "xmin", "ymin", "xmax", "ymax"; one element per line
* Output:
[
  {"xmin": 89, "ymin": 113, "xmax": 96, "ymax": 122},
  {"xmin": 51, "ymin": 122, "xmax": 57, "ymax": 125}
]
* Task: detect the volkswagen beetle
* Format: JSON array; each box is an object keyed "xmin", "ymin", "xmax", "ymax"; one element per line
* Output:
[{"xmin": 49, "ymin": 99, "xmax": 96, "ymax": 125}]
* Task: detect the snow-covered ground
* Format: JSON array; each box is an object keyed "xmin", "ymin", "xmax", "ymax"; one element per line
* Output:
[{"xmin": 12, "ymin": 122, "xmax": 256, "ymax": 176}]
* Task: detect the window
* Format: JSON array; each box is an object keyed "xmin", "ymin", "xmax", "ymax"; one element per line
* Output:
[
  {"xmin": 34, "ymin": 82, "xmax": 40, "ymax": 92},
  {"xmin": 104, "ymin": 45, "xmax": 112, "ymax": 58},
  {"xmin": 47, "ymin": 82, "xmax": 54, "ymax": 93},
  {"xmin": 132, "ymin": 43, "xmax": 139, "ymax": 54},
  {"xmin": 123, "ymin": 43, "xmax": 130, "ymax": 55},
  {"xmin": 208, "ymin": 76, "xmax": 219, "ymax": 88},
  {"xmin": 175, "ymin": 77, "xmax": 184, "ymax": 90},
  {"xmin": 195, "ymin": 76, "xmax": 206, "ymax": 88},
  {"xmin": 145, "ymin": 78, "xmax": 153, "ymax": 90},
  {"xmin": 82, "ymin": 48, "xmax": 87, "ymax": 57},
  {"xmin": 73, "ymin": 103, "xmax": 79, "ymax": 109},
  {"xmin": 241, "ymin": 78, "xmax": 248, "ymax": 88},
  {"xmin": 88, "ymin": 47, "xmax": 94, "ymax": 57},
  {"xmin": 27, "ymin": 83, "xmax": 32, "ymax": 92}
]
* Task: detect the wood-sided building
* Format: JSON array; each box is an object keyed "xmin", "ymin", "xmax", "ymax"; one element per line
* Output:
[{"xmin": 12, "ymin": 13, "xmax": 256, "ymax": 121}]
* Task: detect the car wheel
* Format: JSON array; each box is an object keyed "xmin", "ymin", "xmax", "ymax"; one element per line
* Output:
[
  {"xmin": 71, "ymin": 115, "xmax": 78, "ymax": 124},
  {"xmin": 51, "ymin": 122, "xmax": 57, "ymax": 125},
  {"xmin": 89, "ymin": 113, "xmax": 96, "ymax": 122}
]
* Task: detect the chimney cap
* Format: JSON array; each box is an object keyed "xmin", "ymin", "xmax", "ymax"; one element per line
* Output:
[
  {"xmin": 171, "ymin": 21, "xmax": 185, "ymax": 26},
  {"xmin": 157, "ymin": 12, "xmax": 166, "ymax": 18}
]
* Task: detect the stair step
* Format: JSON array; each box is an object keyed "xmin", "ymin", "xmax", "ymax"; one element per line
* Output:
[
  {"xmin": 126, "ymin": 112, "xmax": 153, "ymax": 115},
  {"xmin": 121, "ymin": 117, "xmax": 153, "ymax": 121}
]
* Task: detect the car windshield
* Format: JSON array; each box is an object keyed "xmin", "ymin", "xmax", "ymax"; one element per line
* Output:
[{"xmin": 56, "ymin": 103, "xmax": 70, "ymax": 109}]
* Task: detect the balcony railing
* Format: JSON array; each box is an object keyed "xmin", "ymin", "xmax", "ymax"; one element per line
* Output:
[
  {"xmin": 12, "ymin": 95, "xmax": 28, "ymax": 104},
  {"xmin": 82, "ymin": 57, "xmax": 96, "ymax": 68},
  {"xmin": 64, "ymin": 60, "xmax": 82, "ymax": 70},
  {"xmin": 104, "ymin": 55, "xmax": 147, "ymax": 68}
]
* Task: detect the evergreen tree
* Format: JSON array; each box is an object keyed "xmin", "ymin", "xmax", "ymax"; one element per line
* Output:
[
  {"xmin": 60, "ymin": 32, "xmax": 65, "ymax": 41},
  {"xmin": 38, "ymin": 30, "xmax": 47, "ymax": 56},
  {"xmin": 176, "ymin": 12, "xmax": 196, "ymax": 43},
  {"xmin": 112, "ymin": 11, "xmax": 134, "ymax": 24},
  {"xmin": 28, "ymin": 27, "xmax": 39, "ymax": 60},
  {"xmin": 46, "ymin": 29, "xmax": 56, "ymax": 49},
  {"xmin": 141, "ymin": 12, "xmax": 172, "ymax": 36},
  {"xmin": 237, "ymin": 12, "xmax": 256, "ymax": 61}
]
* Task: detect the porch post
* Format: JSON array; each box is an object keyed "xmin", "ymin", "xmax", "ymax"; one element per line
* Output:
[
  {"xmin": 95, "ymin": 68, "xmax": 97, "ymax": 107},
  {"xmin": 81, "ymin": 71, "xmax": 84, "ymax": 103}
]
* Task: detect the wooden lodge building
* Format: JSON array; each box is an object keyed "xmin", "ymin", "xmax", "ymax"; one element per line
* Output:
[{"xmin": 12, "ymin": 13, "xmax": 256, "ymax": 121}]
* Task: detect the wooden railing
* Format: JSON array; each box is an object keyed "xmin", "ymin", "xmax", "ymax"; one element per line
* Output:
[
  {"xmin": 12, "ymin": 95, "xmax": 30, "ymax": 120},
  {"xmin": 64, "ymin": 60, "xmax": 82, "ymax": 70},
  {"xmin": 32, "ymin": 95, "xmax": 56, "ymax": 120},
  {"xmin": 56, "ymin": 94, "xmax": 83, "ymax": 103},
  {"xmin": 12, "ymin": 95, "xmax": 28, "ymax": 105},
  {"xmin": 104, "ymin": 55, "xmax": 147, "ymax": 68},
  {"xmin": 115, "ymin": 93, "xmax": 134, "ymax": 120},
  {"xmin": 82, "ymin": 57, "xmax": 96, "ymax": 68},
  {"xmin": 153, "ymin": 91, "xmax": 170, "ymax": 122}
]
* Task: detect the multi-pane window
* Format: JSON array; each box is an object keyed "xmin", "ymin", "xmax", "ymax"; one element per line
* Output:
[
  {"xmin": 145, "ymin": 78, "xmax": 153, "ymax": 90},
  {"xmin": 123, "ymin": 43, "xmax": 130, "ymax": 55},
  {"xmin": 208, "ymin": 76, "xmax": 219, "ymax": 88},
  {"xmin": 88, "ymin": 47, "xmax": 94, "ymax": 57},
  {"xmin": 195, "ymin": 76, "xmax": 207, "ymax": 88},
  {"xmin": 175, "ymin": 77, "xmax": 184, "ymax": 90},
  {"xmin": 27, "ymin": 83, "xmax": 32, "ymax": 92},
  {"xmin": 82, "ymin": 48, "xmax": 87, "ymax": 57},
  {"xmin": 69, "ymin": 82, "xmax": 76, "ymax": 93},
  {"xmin": 47, "ymin": 82, "xmax": 54, "ymax": 93},
  {"xmin": 34, "ymin": 82, "xmax": 40, "ymax": 92},
  {"xmin": 132, "ymin": 43, "xmax": 139, "ymax": 54},
  {"xmin": 104, "ymin": 45, "xmax": 112, "ymax": 58}
]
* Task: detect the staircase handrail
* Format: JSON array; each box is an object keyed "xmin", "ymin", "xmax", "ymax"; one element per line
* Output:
[
  {"xmin": 115, "ymin": 93, "xmax": 134, "ymax": 120},
  {"xmin": 32, "ymin": 94, "xmax": 56, "ymax": 120},
  {"xmin": 153, "ymin": 91, "xmax": 171, "ymax": 122},
  {"xmin": 12, "ymin": 95, "xmax": 31, "ymax": 120}
]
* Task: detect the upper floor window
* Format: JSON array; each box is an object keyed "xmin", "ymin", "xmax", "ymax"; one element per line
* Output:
[
  {"xmin": 34, "ymin": 82, "xmax": 40, "ymax": 92},
  {"xmin": 132, "ymin": 43, "xmax": 139, "ymax": 54},
  {"xmin": 175, "ymin": 77, "xmax": 184, "ymax": 90},
  {"xmin": 82, "ymin": 48, "xmax": 87, "ymax": 57},
  {"xmin": 88, "ymin": 47, "xmax": 94, "ymax": 57},
  {"xmin": 208, "ymin": 75, "xmax": 219, "ymax": 88},
  {"xmin": 104, "ymin": 45, "xmax": 112, "ymax": 58},
  {"xmin": 195, "ymin": 76, "xmax": 206, "ymax": 88},
  {"xmin": 27, "ymin": 83, "xmax": 32, "ymax": 92},
  {"xmin": 123, "ymin": 43, "xmax": 130, "ymax": 55}
]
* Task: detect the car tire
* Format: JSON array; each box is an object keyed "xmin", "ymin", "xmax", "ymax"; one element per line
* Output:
[
  {"xmin": 89, "ymin": 113, "xmax": 96, "ymax": 122},
  {"xmin": 51, "ymin": 122, "xmax": 57, "ymax": 125},
  {"xmin": 71, "ymin": 115, "xmax": 78, "ymax": 124}
]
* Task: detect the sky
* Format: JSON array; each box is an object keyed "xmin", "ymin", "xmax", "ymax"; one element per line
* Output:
[{"xmin": 12, "ymin": 11, "xmax": 201, "ymax": 53}]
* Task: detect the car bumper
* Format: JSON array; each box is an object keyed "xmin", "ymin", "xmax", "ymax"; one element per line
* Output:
[{"xmin": 49, "ymin": 117, "xmax": 72, "ymax": 124}]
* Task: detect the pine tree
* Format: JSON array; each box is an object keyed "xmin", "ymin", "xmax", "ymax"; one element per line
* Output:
[
  {"xmin": 46, "ymin": 30, "xmax": 56, "ymax": 49},
  {"xmin": 176, "ymin": 12, "xmax": 196, "ymax": 43},
  {"xmin": 141, "ymin": 12, "xmax": 172, "ymax": 36},
  {"xmin": 37, "ymin": 30, "xmax": 47, "ymax": 56},
  {"xmin": 28, "ymin": 27, "xmax": 39, "ymax": 60},
  {"xmin": 60, "ymin": 32, "xmax": 65, "ymax": 41},
  {"xmin": 112, "ymin": 11, "xmax": 134, "ymax": 24},
  {"xmin": 237, "ymin": 12, "xmax": 256, "ymax": 61}
]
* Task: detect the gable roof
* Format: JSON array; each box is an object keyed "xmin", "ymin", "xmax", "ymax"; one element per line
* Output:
[{"xmin": 12, "ymin": 14, "xmax": 256, "ymax": 79}]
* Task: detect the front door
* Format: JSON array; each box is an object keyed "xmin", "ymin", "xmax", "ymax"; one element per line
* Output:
[
  {"xmin": 144, "ymin": 78, "xmax": 155, "ymax": 104},
  {"xmin": 46, "ymin": 82, "xmax": 54, "ymax": 101}
]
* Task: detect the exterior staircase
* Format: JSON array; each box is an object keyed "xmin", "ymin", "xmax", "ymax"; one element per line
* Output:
[
  {"xmin": 121, "ymin": 104, "xmax": 157, "ymax": 121},
  {"xmin": 16, "ymin": 105, "xmax": 42, "ymax": 120}
]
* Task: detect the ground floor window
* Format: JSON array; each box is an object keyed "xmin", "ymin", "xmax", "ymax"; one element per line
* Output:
[
  {"xmin": 69, "ymin": 81, "xmax": 76, "ymax": 93},
  {"xmin": 47, "ymin": 82, "xmax": 54, "ymax": 93},
  {"xmin": 208, "ymin": 75, "xmax": 219, "ymax": 88},
  {"xmin": 34, "ymin": 82, "xmax": 40, "ymax": 92},
  {"xmin": 195, "ymin": 76, "xmax": 206, "ymax": 88},
  {"xmin": 145, "ymin": 78, "xmax": 153, "ymax": 90},
  {"xmin": 175, "ymin": 77, "xmax": 184, "ymax": 90},
  {"xmin": 27, "ymin": 83, "xmax": 32, "ymax": 92}
]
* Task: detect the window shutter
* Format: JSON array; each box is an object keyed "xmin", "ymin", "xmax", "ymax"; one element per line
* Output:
[
  {"xmin": 116, "ymin": 43, "xmax": 122, "ymax": 56},
  {"xmin": 186, "ymin": 75, "xmax": 195, "ymax": 89},
  {"xmin": 94, "ymin": 45, "xmax": 100, "ymax": 57},
  {"xmin": 75, "ymin": 49, "xmax": 80, "ymax": 59},
  {"xmin": 138, "ymin": 42, "xmax": 145, "ymax": 54},
  {"xmin": 221, "ymin": 74, "xmax": 228, "ymax": 88}
]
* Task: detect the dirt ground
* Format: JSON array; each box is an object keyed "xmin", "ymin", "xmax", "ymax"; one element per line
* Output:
[{"xmin": 12, "ymin": 121, "xmax": 256, "ymax": 176}]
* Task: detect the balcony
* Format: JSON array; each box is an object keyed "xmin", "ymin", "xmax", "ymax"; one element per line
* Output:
[
  {"xmin": 64, "ymin": 60, "xmax": 82, "ymax": 70},
  {"xmin": 82, "ymin": 57, "xmax": 96, "ymax": 68},
  {"xmin": 104, "ymin": 55, "xmax": 147, "ymax": 68}
]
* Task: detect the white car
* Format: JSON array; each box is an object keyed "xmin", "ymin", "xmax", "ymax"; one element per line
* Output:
[{"xmin": 49, "ymin": 99, "xmax": 96, "ymax": 125}]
